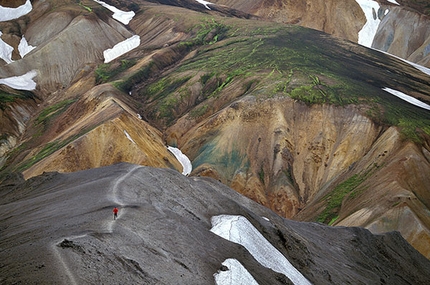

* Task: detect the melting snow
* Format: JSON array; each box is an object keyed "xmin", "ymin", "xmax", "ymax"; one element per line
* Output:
[
  {"xmin": 355, "ymin": 0, "xmax": 381, "ymax": 47},
  {"xmin": 0, "ymin": 31, "xmax": 14, "ymax": 64},
  {"xmin": 93, "ymin": 0, "xmax": 135, "ymax": 25},
  {"xmin": 382, "ymin": 88, "xmax": 430, "ymax": 111},
  {"xmin": 103, "ymin": 35, "xmax": 140, "ymax": 63},
  {"xmin": 387, "ymin": 0, "xmax": 399, "ymax": 5},
  {"xmin": 18, "ymin": 36, "xmax": 36, "ymax": 58},
  {"xmin": 0, "ymin": 70, "xmax": 37, "ymax": 90},
  {"xmin": 214, "ymin": 258, "xmax": 258, "ymax": 285},
  {"xmin": 0, "ymin": 0, "xmax": 32, "ymax": 22},
  {"xmin": 196, "ymin": 0, "xmax": 213, "ymax": 10},
  {"xmin": 210, "ymin": 215, "xmax": 312, "ymax": 285},
  {"xmin": 167, "ymin": 146, "xmax": 192, "ymax": 176},
  {"xmin": 124, "ymin": 130, "xmax": 136, "ymax": 144}
]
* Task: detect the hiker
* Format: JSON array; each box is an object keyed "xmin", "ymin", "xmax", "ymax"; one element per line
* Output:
[{"xmin": 113, "ymin": 207, "xmax": 119, "ymax": 220}]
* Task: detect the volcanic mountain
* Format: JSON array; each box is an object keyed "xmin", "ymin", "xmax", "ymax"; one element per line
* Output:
[{"xmin": 1, "ymin": 0, "xmax": 430, "ymax": 283}]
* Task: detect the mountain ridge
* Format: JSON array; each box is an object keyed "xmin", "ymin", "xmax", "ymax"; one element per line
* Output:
[{"xmin": 1, "ymin": 0, "xmax": 430, "ymax": 272}]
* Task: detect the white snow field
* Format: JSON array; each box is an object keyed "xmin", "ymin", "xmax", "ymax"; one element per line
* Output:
[
  {"xmin": 196, "ymin": 0, "xmax": 213, "ymax": 10},
  {"xmin": 383, "ymin": 87, "xmax": 430, "ymax": 111},
  {"xmin": 0, "ymin": 0, "xmax": 32, "ymax": 22},
  {"xmin": 103, "ymin": 35, "xmax": 140, "ymax": 63},
  {"xmin": 0, "ymin": 70, "xmax": 37, "ymax": 90},
  {"xmin": 355, "ymin": 0, "xmax": 381, "ymax": 47},
  {"xmin": 210, "ymin": 215, "xmax": 312, "ymax": 285},
  {"xmin": 167, "ymin": 146, "xmax": 192, "ymax": 176},
  {"xmin": 93, "ymin": 0, "xmax": 135, "ymax": 25},
  {"xmin": 214, "ymin": 258, "xmax": 258, "ymax": 285},
  {"xmin": 18, "ymin": 36, "xmax": 36, "ymax": 58},
  {"xmin": 0, "ymin": 31, "xmax": 14, "ymax": 63}
]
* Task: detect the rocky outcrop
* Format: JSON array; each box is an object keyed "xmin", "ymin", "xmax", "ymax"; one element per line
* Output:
[
  {"xmin": 210, "ymin": 0, "xmax": 365, "ymax": 42},
  {"xmin": 372, "ymin": 5, "xmax": 430, "ymax": 67}
]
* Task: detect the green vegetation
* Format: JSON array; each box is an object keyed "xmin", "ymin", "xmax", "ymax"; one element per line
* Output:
[
  {"xmin": 180, "ymin": 19, "xmax": 230, "ymax": 49},
  {"xmin": 16, "ymin": 131, "xmax": 84, "ymax": 172},
  {"xmin": 0, "ymin": 91, "xmax": 34, "ymax": 110},
  {"xmin": 95, "ymin": 59, "xmax": 137, "ymax": 84},
  {"xmin": 317, "ymin": 170, "xmax": 372, "ymax": 225},
  {"xmin": 35, "ymin": 99, "xmax": 76, "ymax": 127},
  {"xmin": 189, "ymin": 104, "xmax": 208, "ymax": 119},
  {"xmin": 77, "ymin": 1, "xmax": 92, "ymax": 12}
]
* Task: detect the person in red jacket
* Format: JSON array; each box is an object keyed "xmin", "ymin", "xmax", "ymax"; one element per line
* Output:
[{"xmin": 113, "ymin": 207, "xmax": 119, "ymax": 220}]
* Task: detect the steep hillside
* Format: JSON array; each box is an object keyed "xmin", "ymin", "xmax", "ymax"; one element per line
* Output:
[
  {"xmin": 1, "ymin": 0, "xmax": 430, "ymax": 262},
  {"xmin": 1, "ymin": 163, "xmax": 430, "ymax": 284}
]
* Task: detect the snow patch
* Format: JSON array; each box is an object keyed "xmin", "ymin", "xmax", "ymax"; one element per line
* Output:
[
  {"xmin": 210, "ymin": 215, "xmax": 312, "ymax": 285},
  {"xmin": 382, "ymin": 88, "xmax": 430, "ymax": 111},
  {"xmin": 103, "ymin": 35, "xmax": 140, "ymax": 63},
  {"xmin": 0, "ymin": 70, "xmax": 37, "ymax": 90},
  {"xmin": 377, "ymin": 49, "xmax": 430, "ymax": 77},
  {"xmin": 196, "ymin": 0, "xmax": 213, "ymax": 10},
  {"xmin": 0, "ymin": 0, "xmax": 32, "ymax": 22},
  {"xmin": 124, "ymin": 130, "xmax": 136, "ymax": 144},
  {"xmin": 214, "ymin": 258, "xmax": 258, "ymax": 285},
  {"xmin": 167, "ymin": 146, "xmax": 192, "ymax": 176},
  {"xmin": 18, "ymin": 36, "xmax": 36, "ymax": 58},
  {"xmin": 93, "ymin": 0, "xmax": 135, "ymax": 25},
  {"xmin": 387, "ymin": 0, "xmax": 399, "ymax": 5},
  {"xmin": 355, "ymin": 0, "xmax": 381, "ymax": 47},
  {"xmin": 0, "ymin": 31, "xmax": 14, "ymax": 64}
]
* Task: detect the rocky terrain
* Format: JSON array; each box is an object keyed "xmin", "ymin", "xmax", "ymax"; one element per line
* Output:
[
  {"xmin": 1, "ymin": 0, "xmax": 430, "ymax": 282},
  {"xmin": 2, "ymin": 163, "xmax": 430, "ymax": 284}
]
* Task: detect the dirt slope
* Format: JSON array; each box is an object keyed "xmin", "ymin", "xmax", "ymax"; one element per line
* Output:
[
  {"xmin": 1, "ymin": 163, "xmax": 430, "ymax": 284},
  {"xmin": 1, "ymin": 0, "xmax": 430, "ymax": 261}
]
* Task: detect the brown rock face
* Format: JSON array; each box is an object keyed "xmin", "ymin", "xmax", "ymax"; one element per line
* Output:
[
  {"xmin": 22, "ymin": 85, "xmax": 183, "ymax": 179},
  {"xmin": 169, "ymin": 97, "xmax": 379, "ymax": 214},
  {"xmin": 167, "ymin": 97, "xmax": 430, "ymax": 258},
  {"xmin": 373, "ymin": 6, "xmax": 430, "ymax": 67},
  {"xmin": 211, "ymin": 0, "xmax": 366, "ymax": 42}
]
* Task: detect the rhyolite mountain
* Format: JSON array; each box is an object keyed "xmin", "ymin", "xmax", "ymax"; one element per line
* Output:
[{"xmin": 1, "ymin": 0, "xmax": 430, "ymax": 281}]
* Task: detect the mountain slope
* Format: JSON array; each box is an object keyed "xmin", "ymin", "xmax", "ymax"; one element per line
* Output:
[
  {"xmin": 1, "ymin": 0, "xmax": 430, "ymax": 261},
  {"xmin": 1, "ymin": 163, "xmax": 430, "ymax": 284}
]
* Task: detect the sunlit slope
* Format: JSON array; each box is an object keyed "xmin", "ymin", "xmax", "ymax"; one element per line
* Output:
[
  {"xmin": 19, "ymin": 84, "xmax": 183, "ymax": 178},
  {"xmin": 1, "ymin": 0, "xmax": 430, "ymax": 259}
]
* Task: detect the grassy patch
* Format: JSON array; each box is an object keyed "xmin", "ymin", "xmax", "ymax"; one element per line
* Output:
[
  {"xmin": 35, "ymin": 99, "xmax": 76, "ymax": 127},
  {"xmin": 95, "ymin": 59, "xmax": 136, "ymax": 84},
  {"xmin": 0, "ymin": 91, "xmax": 34, "ymax": 110},
  {"xmin": 316, "ymin": 170, "xmax": 372, "ymax": 224},
  {"xmin": 15, "ymin": 132, "xmax": 83, "ymax": 172},
  {"xmin": 180, "ymin": 19, "xmax": 230, "ymax": 49},
  {"xmin": 189, "ymin": 104, "xmax": 208, "ymax": 119}
]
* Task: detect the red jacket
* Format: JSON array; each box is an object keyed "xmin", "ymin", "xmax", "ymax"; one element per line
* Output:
[{"xmin": 113, "ymin": 207, "xmax": 118, "ymax": 214}]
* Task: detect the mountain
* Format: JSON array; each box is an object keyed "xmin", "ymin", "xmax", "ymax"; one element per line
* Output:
[
  {"xmin": 1, "ymin": 0, "xmax": 430, "ymax": 279},
  {"xmin": 2, "ymin": 163, "xmax": 430, "ymax": 284}
]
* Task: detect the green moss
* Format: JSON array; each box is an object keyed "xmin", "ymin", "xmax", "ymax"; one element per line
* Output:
[
  {"xmin": 35, "ymin": 99, "xmax": 75, "ymax": 127},
  {"xmin": 0, "ymin": 91, "xmax": 34, "ymax": 110},
  {"xmin": 179, "ymin": 19, "xmax": 230, "ymax": 49},
  {"xmin": 15, "ymin": 131, "xmax": 84, "ymax": 172},
  {"xmin": 317, "ymin": 170, "xmax": 372, "ymax": 224},
  {"xmin": 95, "ymin": 59, "xmax": 136, "ymax": 84},
  {"xmin": 189, "ymin": 104, "xmax": 209, "ymax": 118}
]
